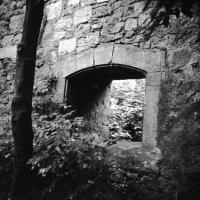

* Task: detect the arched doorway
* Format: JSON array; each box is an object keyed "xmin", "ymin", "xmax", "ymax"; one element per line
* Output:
[
  {"xmin": 64, "ymin": 64, "xmax": 146, "ymax": 138},
  {"xmin": 54, "ymin": 44, "xmax": 165, "ymax": 146}
]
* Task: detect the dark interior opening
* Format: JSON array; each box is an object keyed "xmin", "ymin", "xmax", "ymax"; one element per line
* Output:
[{"xmin": 64, "ymin": 64, "xmax": 146, "ymax": 138}]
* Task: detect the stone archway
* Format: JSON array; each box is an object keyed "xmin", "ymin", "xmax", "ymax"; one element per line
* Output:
[
  {"xmin": 64, "ymin": 64, "xmax": 146, "ymax": 139},
  {"xmin": 54, "ymin": 44, "xmax": 165, "ymax": 146}
]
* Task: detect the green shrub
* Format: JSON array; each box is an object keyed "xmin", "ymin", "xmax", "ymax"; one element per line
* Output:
[
  {"xmin": 29, "ymin": 98, "xmax": 136, "ymax": 200},
  {"xmin": 109, "ymin": 80, "xmax": 145, "ymax": 141}
]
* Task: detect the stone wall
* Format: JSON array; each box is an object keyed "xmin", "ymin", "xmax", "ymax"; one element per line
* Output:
[
  {"xmin": 66, "ymin": 75, "xmax": 112, "ymax": 137},
  {"xmin": 0, "ymin": 59, "xmax": 15, "ymax": 139},
  {"xmin": 1, "ymin": 0, "xmax": 200, "ymax": 199},
  {"xmin": 0, "ymin": 0, "xmax": 25, "ymax": 138}
]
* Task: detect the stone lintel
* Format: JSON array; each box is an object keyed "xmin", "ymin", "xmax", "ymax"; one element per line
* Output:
[
  {"xmin": 57, "ymin": 44, "xmax": 165, "ymax": 79},
  {"xmin": 112, "ymin": 44, "xmax": 163, "ymax": 72}
]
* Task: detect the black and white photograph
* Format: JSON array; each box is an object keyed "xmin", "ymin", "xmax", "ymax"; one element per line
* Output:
[{"xmin": 0, "ymin": 0, "xmax": 200, "ymax": 199}]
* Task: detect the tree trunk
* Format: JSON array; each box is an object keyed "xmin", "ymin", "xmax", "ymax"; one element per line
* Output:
[{"xmin": 10, "ymin": 0, "xmax": 44, "ymax": 199}]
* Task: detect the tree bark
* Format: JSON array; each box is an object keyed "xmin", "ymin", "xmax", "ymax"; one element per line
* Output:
[{"xmin": 10, "ymin": 0, "xmax": 44, "ymax": 199}]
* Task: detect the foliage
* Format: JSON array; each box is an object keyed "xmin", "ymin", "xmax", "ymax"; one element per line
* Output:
[
  {"xmin": 0, "ymin": 97, "xmax": 172, "ymax": 200},
  {"xmin": 0, "ymin": 139, "xmax": 13, "ymax": 199},
  {"xmin": 109, "ymin": 80, "xmax": 145, "ymax": 141},
  {"xmin": 29, "ymin": 97, "xmax": 136, "ymax": 200},
  {"xmin": 144, "ymin": 0, "xmax": 200, "ymax": 18},
  {"xmin": 0, "ymin": 121, "xmax": 13, "ymax": 199},
  {"xmin": 143, "ymin": 0, "xmax": 200, "ymax": 40}
]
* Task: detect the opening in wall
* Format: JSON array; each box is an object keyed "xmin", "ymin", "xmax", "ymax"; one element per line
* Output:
[
  {"xmin": 63, "ymin": 64, "xmax": 146, "ymax": 142},
  {"xmin": 55, "ymin": 46, "xmax": 164, "ymax": 147},
  {"xmin": 109, "ymin": 79, "xmax": 145, "ymax": 142}
]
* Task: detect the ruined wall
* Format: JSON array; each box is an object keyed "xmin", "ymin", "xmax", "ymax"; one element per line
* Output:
[
  {"xmin": 0, "ymin": 0, "xmax": 25, "ymax": 140},
  {"xmin": 0, "ymin": 0, "xmax": 200, "ymax": 199},
  {"xmin": 0, "ymin": 59, "xmax": 15, "ymax": 140}
]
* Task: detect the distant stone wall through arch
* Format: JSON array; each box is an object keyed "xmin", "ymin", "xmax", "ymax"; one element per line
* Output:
[{"xmin": 54, "ymin": 44, "xmax": 166, "ymax": 146}]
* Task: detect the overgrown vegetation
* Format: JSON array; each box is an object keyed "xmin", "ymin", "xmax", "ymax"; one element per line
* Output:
[
  {"xmin": 29, "ymin": 97, "xmax": 134, "ymax": 200},
  {"xmin": 0, "ymin": 96, "xmax": 171, "ymax": 200},
  {"xmin": 28, "ymin": 80, "xmax": 146, "ymax": 198},
  {"xmin": 109, "ymin": 79, "xmax": 145, "ymax": 141}
]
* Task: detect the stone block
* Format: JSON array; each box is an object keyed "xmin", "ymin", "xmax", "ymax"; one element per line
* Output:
[
  {"xmin": 13, "ymin": 34, "xmax": 22, "ymax": 45},
  {"xmin": 146, "ymin": 72, "xmax": 162, "ymax": 86},
  {"xmin": 138, "ymin": 13, "xmax": 151, "ymax": 26},
  {"xmin": 94, "ymin": 44, "xmax": 114, "ymax": 65},
  {"xmin": 111, "ymin": 22, "xmax": 124, "ymax": 33},
  {"xmin": 97, "ymin": 0, "xmax": 109, "ymax": 3},
  {"xmin": 43, "ymin": 41, "xmax": 57, "ymax": 58},
  {"xmin": 58, "ymin": 38, "xmax": 76, "ymax": 54},
  {"xmin": 133, "ymin": 34, "xmax": 144, "ymax": 43},
  {"xmin": 1, "ymin": 35, "xmax": 13, "ymax": 46},
  {"xmin": 54, "ymin": 78, "xmax": 65, "ymax": 102},
  {"xmin": 68, "ymin": 0, "xmax": 80, "ymax": 6},
  {"xmin": 168, "ymin": 48, "xmax": 191, "ymax": 68},
  {"xmin": 81, "ymin": 0, "xmax": 96, "ymax": 6},
  {"xmin": 49, "ymin": 51, "xmax": 57, "ymax": 63},
  {"xmin": 143, "ymin": 85, "xmax": 160, "ymax": 146},
  {"xmin": 53, "ymin": 31, "xmax": 66, "ymax": 40},
  {"xmin": 133, "ymin": 1, "xmax": 144, "ymax": 14},
  {"xmin": 9, "ymin": 15, "xmax": 23, "ymax": 32},
  {"xmin": 0, "ymin": 46, "xmax": 17, "ymax": 59},
  {"xmin": 94, "ymin": 6, "xmax": 109, "ymax": 17},
  {"xmin": 86, "ymin": 32, "xmax": 100, "ymax": 46},
  {"xmin": 91, "ymin": 23, "xmax": 102, "ymax": 29},
  {"xmin": 16, "ymin": 1, "xmax": 25, "ymax": 8},
  {"xmin": 112, "ymin": 45, "xmax": 163, "ymax": 72},
  {"xmin": 75, "ymin": 24, "xmax": 90, "ymax": 38},
  {"xmin": 60, "ymin": 48, "xmax": 94, "ymax": 77},
  {"xmin": 74, "ymin": 6, "xmax": 92, "ymax": 25},
  {"xmin": 46, "ymin": 0, "xmax": 62, "ymax": 21},
  {"xmin": 125, "ymin": 18, "xmax": 138, "ymax": 31},
  {"xmin": 55, "ymin": 18, "xmax": 68, "ymax": 30},
  {"xmin": 42, "ymin": 23, "xmax": 53, "ymax": 39},
  {"xmin": 6, "ymin": 74, "xmax": 13, "ymax": 81},
  {"xmin": 77, "ymin": 37, "xmax": 87, "ymax": 44}
]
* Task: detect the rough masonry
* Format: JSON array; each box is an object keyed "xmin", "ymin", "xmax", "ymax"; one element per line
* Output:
[{"xmin": 1, "ymin": 0, "xmax": 200, "ymax": 199}]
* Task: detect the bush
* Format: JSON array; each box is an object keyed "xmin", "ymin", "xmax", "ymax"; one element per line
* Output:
[
  {"xmin": 109, "ymin": 79, "xmax": 145, "ymax": 141},
  {"xmin": 0, "ymin": 97, "xmax": 171, "ymax": 200},
  {"xmin": 0, "ymin": 97, "xmax": 129, "ymax": 200},
  {"xmin": 0, "ymin": 140, "xmax": 13, "ymax": 199}
]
